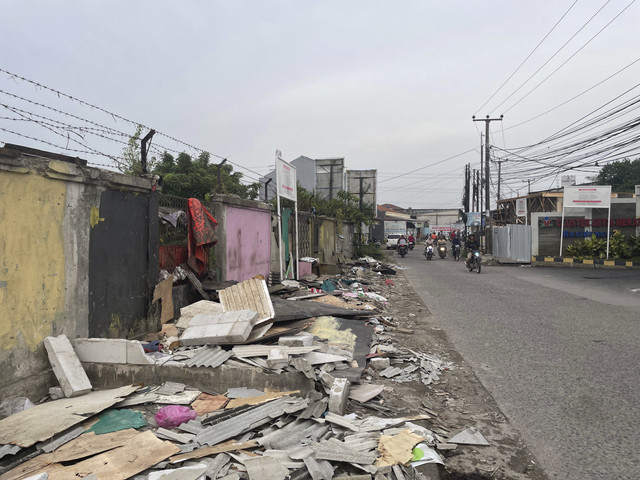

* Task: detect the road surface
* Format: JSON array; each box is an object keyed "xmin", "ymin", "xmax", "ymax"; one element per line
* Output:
[{"xmin": 395, "ymin": 249, "xmax": 640, "ymax": 479}]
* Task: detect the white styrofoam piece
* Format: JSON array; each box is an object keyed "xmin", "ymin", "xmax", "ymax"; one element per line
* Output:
[{"xmin": 44, "ymin": 335, "xmax": 92, "ymax": 398}]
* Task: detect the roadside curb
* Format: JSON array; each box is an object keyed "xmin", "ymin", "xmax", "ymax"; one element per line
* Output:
[{"xmin": 531, "ymin": 255, "xmax": 640, "ymax": 269}]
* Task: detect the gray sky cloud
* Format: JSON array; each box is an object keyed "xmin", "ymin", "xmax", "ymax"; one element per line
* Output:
[{"xmin": 2, "ymin": 1, "xmax": 639, "ymax": 207}]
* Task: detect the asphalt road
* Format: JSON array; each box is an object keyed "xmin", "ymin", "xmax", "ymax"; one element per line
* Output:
[{"xmin": 394, "ymin": 249, "xmax": 640, "ymax": 480}]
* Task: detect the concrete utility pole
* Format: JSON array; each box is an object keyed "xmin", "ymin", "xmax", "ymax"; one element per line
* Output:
[
  {"xmin": 472, "ymin": 115, "xmax": 503, "ymax": 212},
  {"xmin": 492, "ymin": 159, "xmax": 505, "ymax": 201}
]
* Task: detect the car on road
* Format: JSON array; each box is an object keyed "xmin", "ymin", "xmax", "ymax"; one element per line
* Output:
[{"xmin": 386, "ymin": 234, "xmax": 402, "ymax": 249}]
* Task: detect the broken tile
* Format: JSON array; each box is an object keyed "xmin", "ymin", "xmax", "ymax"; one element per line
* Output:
[
  {"xmin": 369, "ymin": 357, "xmax": 390, "ymax": 371},
  {"xmin": 147, "ymin": 463, "xmax": 207, "ymax": 480},
  {"xmin": 328, "ymin": 378, "xmax": 350, "ymax": 416},
  {"xmin": 227, "ymin": 387, "xmax": 265, "ymax": 399},
  {"xmin": 180, "ymin": 310, "xmax": 260, "ymax": 345},
  {"xmin": 266, "ymin": 348, "xmax": 290, "ymax": 369},
  {"xmin": 243, "ymin": 455, "xmax": 290, "ymax": 480},
  {"xmin": 155, "ymin": 428, "xmax": 195, "ymax": 444},
  {"xmin": 447, "ymin": 427, "xmax": 489, "ymax": 446},
  {"xmin": 348, "ymin": 384, "xmax": 384, "ymax": 403},
  {"xmin": 43, "ymin": 335, "xmax": 92, "ymax": 398}
]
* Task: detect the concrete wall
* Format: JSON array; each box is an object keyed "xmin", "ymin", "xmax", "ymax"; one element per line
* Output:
[
  {"xmin": 316, "ymin": 217, "xmax": 337, "ymax": 264},
  {"xmin": 0, "ymin": 147, "xmax": 158, "ymax": 398},
  {"xmin": 209, "ymin": 194, "xmax": 272, "ymax": 282}
]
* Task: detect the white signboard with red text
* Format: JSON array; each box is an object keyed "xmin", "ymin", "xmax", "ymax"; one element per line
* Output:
[
  {"xmin": 563, "ymin": 186, "xmax": 611, "ymax": 208},
  {"xmin": 276, "ymin": 156, "xmax": 297, "ymax": 202},
  {"xmin": 560, "ymin": 185, "xmax": 612, "ymax": 258},
  {"xmin": 516, "ymin": 197, "xmax": 527, "ymax": 217}
]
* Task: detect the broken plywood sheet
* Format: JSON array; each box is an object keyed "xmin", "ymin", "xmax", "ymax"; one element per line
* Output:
[
  {"xmin": 225, "ymin": 390, "xmax": 300, "ymax": 409},
  {"xmin": 44, "ymin": 430, "xmax": 179, "ymax": 480},
  {"xmin": 191, "ymin": 393, "xmax": 229, "ymax": 415},
  {"xmin": 219, "ymin": 278, "xmax": 274, "ymax": 326},
  {"xmin": 0, "ymin": 385, "xmax": 137, "ymax": 448},
  {"xmin": 1, "ymin": 429, "xmax": 140, "ymax": 480},
  {"xmin": 375, "ymin": 429, "xmax": 424, "ymax": 467}
]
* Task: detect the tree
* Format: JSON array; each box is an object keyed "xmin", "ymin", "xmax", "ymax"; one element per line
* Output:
[
  {"xmin": 593, "ymin": 158, "xmax": 640, "ymax": 192},
  {"xmin": 153, "ymin": 151, "xmax": 260, "ymax": 200},
  {"xmin": 119, "ymin": 124, "xmax": 157, "ymax": 175},
  {"xmin": 120, "ymin": 127, "xmax": 260, "ymax": 200}
]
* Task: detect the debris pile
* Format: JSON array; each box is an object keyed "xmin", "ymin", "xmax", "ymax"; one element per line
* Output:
[{"xmin": 0, "ymin": 257, "xmax": 494, "ymax": 480}]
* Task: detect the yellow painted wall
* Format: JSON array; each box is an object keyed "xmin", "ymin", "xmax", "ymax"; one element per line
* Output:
[
  {"xmin": 0, "ymin": 172, "xmax": 66, "ymax": 352},
  {"xmin": 318, "ymin": 219, "xmax": 336, "ymax": 264}
]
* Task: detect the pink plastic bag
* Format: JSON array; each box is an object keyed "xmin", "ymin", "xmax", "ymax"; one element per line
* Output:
[{"xmin": 155, "ymin": 405, "xmax": 198, "ymax": 428}]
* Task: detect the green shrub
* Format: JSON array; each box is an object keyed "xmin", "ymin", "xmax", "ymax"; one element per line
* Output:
[{"xmin": 566, "ymin": 234, "xmax": 607, "ymax": 259}]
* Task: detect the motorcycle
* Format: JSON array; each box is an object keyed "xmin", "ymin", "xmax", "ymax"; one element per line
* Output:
[
  {"xmin": 408, "ymin": 240, "xmax": 415, "ymax": 251},
  {"xmin": 424, "ymin": 244, "xmax": 434, "ymax": 260},
  {"xmin": 467, "ymin": 250, "xmax": 482, "ymax": 273},
  {"xmin": 398, "ymin": 243, "xmax": 408, "ymax": 258},
  {"xmin": 437, "ymin": 244, "xmax": 447, "ymax": 259},
  {"xmin": 452, "ymin": 244, "xmax": 461, "ymax": 261}
]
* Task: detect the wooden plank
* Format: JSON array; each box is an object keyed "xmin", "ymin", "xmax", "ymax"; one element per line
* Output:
[{"xmin": 169, "ymin": 439, "xmax": 259, "ymax": 464}]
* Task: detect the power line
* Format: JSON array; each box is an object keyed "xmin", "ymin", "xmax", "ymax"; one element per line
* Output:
[
  {"xmin": 502, "ymin": 0, "xmax": 638, "ymax": 114},
  {"xmin": 378, "ymin": 148, "xmax": 476, "ymax": 184},
  {"xmin": 488, "ymin": 0, "xmax": 613, "ymax": 114},
  {"xmin": 474, "ymin": 0, "xmax": 578, "ymax": 115}
]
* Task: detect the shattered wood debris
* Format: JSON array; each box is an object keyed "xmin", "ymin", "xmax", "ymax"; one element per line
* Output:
[{"xmin": 0, "ymin": 256, "xmax": 497, "ymax": 479}]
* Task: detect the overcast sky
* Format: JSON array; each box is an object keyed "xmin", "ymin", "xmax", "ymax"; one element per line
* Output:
[{"xmin": 2, "ymin": 1, "xmax": 639, "ymax": 208}]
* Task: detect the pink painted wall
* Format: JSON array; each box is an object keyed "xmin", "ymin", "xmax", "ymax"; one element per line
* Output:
[{"xmin": 225, "ymin": 206, "xmax": 271, "ymax": 281}]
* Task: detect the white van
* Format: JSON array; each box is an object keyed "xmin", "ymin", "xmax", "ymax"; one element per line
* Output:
[{"xmin": 386, "ymin": 234, "xmax": 402, "ymax": 249}]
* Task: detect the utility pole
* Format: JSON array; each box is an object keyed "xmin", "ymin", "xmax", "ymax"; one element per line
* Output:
[
  {"xmin": 523, "ymin": 179, "xmax": 531, "ymax": 194},
  {"xmin": 217, "ymin": 158, "xmax": 228, "ymax": 193},
  {"xmin": 264, "ymin": 178, "xmax": 273, "ymax": 202},
  {"xmin": 472, "ymin": 115, "xmax": 503, "ymax": 213},
  {"xmin": 328, "ymin": 162, "xmax": 335, "ymax": 200},
  {"xmin": 140, "ymin": 129, "xmax": 156, "ymax": 174},
  {"xmin": 491, "ymin": 159, "xmax": 505, "ymax": 201}
]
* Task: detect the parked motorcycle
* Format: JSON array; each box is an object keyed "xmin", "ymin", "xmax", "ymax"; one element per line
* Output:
[
  {"xmin": 424, "ymin": 245, "xmax": 434, "ymax": 260},
  {"xmin": 398, "ymin": 243, "xmax": 408, "ymax": 258},
  {"xmin": 452, "ymin": 244, "xmax": 461, "ymax": 261},
  {"xmin": 467, "ymin": 250, "xmax": 482, "ymax": 273},
  {"xmin": 437, "ymin": 245, "xmax": 447, "ymax": 259}
]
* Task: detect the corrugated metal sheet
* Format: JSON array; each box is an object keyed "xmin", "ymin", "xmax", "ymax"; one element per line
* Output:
[
  {"xmin": 492, "ymin": 225, "xmax": 532, "ymax": 262},
  {"xmin": 219, "ymin": 278, "xmax": 274, "ymax": 325},
  {"xmin": 194, "ymin": 397, "xmax": 307, "ymax": 446},
  {"xmin": 185, "ymin": 346, "xmax": 233, "ymax": 368},
  {"xmin": 232, "ymin": 345, "xmax": 320, "ymax": 358}
]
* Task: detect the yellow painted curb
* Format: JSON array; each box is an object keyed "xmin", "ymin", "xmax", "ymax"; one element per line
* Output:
[
  {"xmin": 604, "ymin": 260, "xmax": 615, "ymax": 266},
  {"xmin": 563, "ymin": 258, "xmax": 573, "ymax": 263},
  {"xmin": 583, "ymin": 259, "xmax": 594, "ymax": 265},
  {"xmin": 544, "ymin": 257, "xmax": 555, "ymax": 262}
]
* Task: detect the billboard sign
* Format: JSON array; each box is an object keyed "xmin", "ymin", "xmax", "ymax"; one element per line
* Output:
[
  {"xmin": 465, "ymin": 212, "xmax": 482, "ymax": 227},
  {"xmin": 384, "ymin": 220, "xmax": 406, "ymax": 236},
  {"xmin": 563, "ymin": 186, "xmax": 611, "ymax": 208},
  {"xmin": 346, "ymin": 169, "xmax": 377, "ymax": 210},
  {"xmin": 516, "ymin": 197, "xmax": 527, "ymax": 217},
  {"xmin": 276, "ymin": 156, "xmax": 297, "ymax": 202}
]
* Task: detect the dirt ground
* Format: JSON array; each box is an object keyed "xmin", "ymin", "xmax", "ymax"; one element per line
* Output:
[{"xmin": 350, "ymin": 267, "xmax": 550, "ymax": 480}]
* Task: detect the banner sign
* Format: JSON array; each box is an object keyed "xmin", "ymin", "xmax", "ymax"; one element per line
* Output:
[
  {"xmin": 563, "ymin": 186, "xmax": 611, "ymax": 208},
  {"xmin": 276, "ymin": 157, "xmax": 297, "ymax": 202},
  {"xmin": 516, "ymin": 198, "xmax": 527, "ymax": 217},
  {"xmin": 465, "ymin": 212, "xmax": 482, "ymax": 227}
]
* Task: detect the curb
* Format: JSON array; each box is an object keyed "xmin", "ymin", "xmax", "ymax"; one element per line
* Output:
[{"xmin": 531, "ymin": 256, "xmax": 640, "ymax": 269}]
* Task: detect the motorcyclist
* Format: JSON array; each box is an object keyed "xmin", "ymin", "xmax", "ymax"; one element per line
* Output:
[
  {"xmin": 451, "ymin": 235, "xmax": 461, "ymax": 258},
  {"xmin": 465, "ymin": 233, "xmax": 480, "ymax": 267},
  {"xmin": 425, "ymin": 235, "xmax": 434, "ymax": 247},
  {"xmin": 408, "ymin": 233, "xmax": 415, "ymax": 245},
  {"xmin": 398, "ymin": 235, "xmax": 407, "ymax": 248}
]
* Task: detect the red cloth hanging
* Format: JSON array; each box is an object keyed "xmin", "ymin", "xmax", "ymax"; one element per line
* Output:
[{"xmin": 187, "ymin": 198, "xmax": 218, "ymax": 277}]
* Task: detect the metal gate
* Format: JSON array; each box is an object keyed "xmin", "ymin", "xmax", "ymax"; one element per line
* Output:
[{"xmin": 492, "ymin": 224, "xmax": 532, "ymax": 263}]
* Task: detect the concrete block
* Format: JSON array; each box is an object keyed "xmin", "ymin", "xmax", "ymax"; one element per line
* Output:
[
  {"xmin": 328, "ymin": 377, "xmax": 351, "ymax": 415},
  {"xmin": 48, "ymin": 386, "xmax": 64, "ymax": 400},
  {"xmin": 72, "ymin": 338, "xmax": 128, "ymax": 364},
  {"xmin": 44, "ymin": 335, "xmax": 92, "ymax": 398},
  {"xmin": 72, "ymin": 338, "xmax": 153, "ymax": 365},
  {"xmin": 278, "ymin": 335, "xmax": 313, "ymax": 347},
  {"xmin": 369, "ymin": 357, "xmax": 390, "ymax": 371},
  {"xmin": 266, "ymin": 349, "xmax": 289, "ymax": 369}
]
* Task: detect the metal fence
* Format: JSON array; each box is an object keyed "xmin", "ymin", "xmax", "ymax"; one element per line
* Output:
[
  {"xmin": 158, "ymin": 194, "xmax": 189, "ymax": 245},
  {"xmin": 492, "ymin": 224, "xmax": 532, "ymax": 263}
]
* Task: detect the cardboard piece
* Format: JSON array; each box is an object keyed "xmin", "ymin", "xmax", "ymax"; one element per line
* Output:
[
  {"xmin": 153, "ymin": 275, "xmax": 174, "ymax": 324},
  {"xmin": 225, "ymin": 390, "xmax": 300, "ymax": 409},
  {"xmin": 375, "ymin": 429, "xmax": 425, "ymax": 467},
  {"xmin": 191, "ymin": 393, "xmax": 229, "ymax": 415}
]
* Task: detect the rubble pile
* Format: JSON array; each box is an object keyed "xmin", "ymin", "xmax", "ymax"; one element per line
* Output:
[{"xmin": 0, "ymin": 257, "xmax": 492, "ymax": 480}]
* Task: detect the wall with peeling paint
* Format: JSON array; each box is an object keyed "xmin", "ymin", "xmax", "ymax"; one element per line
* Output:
[{"xmin": 0, "ymin": 147, "xmax": 158, "ymax": 398}]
